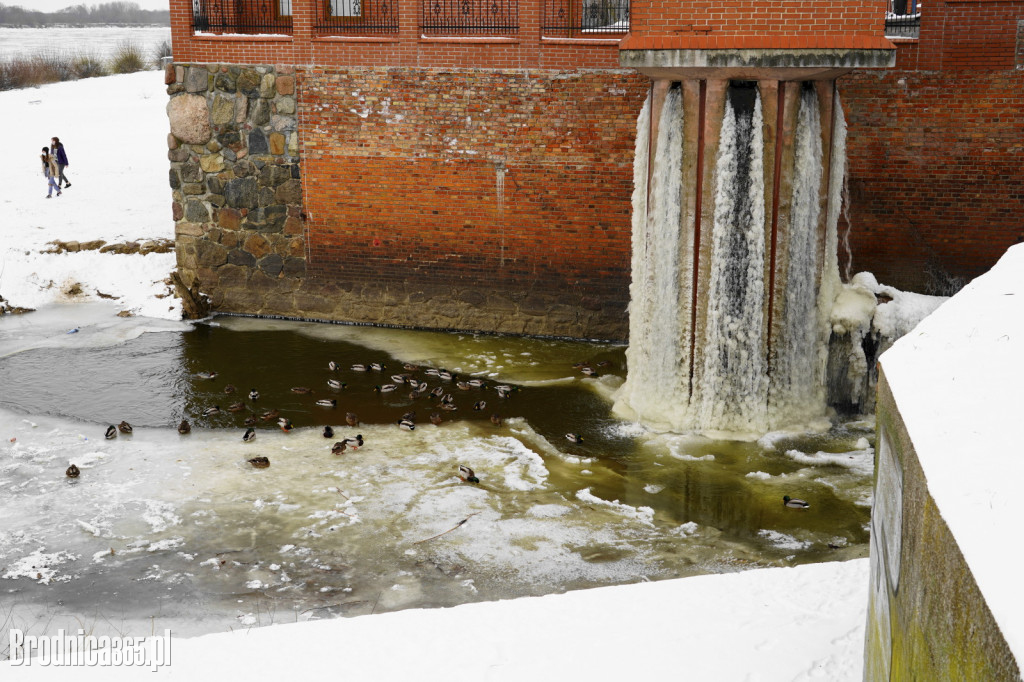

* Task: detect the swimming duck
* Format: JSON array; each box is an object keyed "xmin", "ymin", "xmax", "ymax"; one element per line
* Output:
[
  {"xmin": 248, "ymin": 389, "xmax": 260, "ymax": 401},
  {"xmin": 177, "ymin": 419, "xmax": 191, "ymax": 434},
  {"xmin": 430, "ymin": 386, "xmax": 444, "ymax": 398},
  {"xmin": 248, "ymin": 456, "xmax": 270, "ymax": 468},
  {"xmin": 565, "ymin": 433, "xmax": 583, "ymax": 444},
  {"xmin": 467, "ymin": 378, "xmax": 486, "ymax": 388},
  {"xmin": 278, "ymin": 418, "xmax": 293, "ymax": 433},
  {"xmin": 228, "ymin": 402, "xmax": 246, "ymax": 412},
  {"xmin": 118, "ymin": 421, "xmax": 132, "ymax": 434},
  {"xmin": 243, "ymin": 427, "xmax": 256, "ymax": 442},
  {"xmin": 291, "ymin": 386, "xmax": 312, "ymax": 394},
  {"xmin": 391, "ymin": 374, "xmax": 409, "ymax": 384},
  {"xmin": 441, "ymin": 393, "xmax": 455, "ymax": 405},
  {"xmin": 202, "ymin": 406, "xmax": 221, "ymax": 417},
  {"xmin": 331, "ymin": 441, "xmax": 347, "ymax": 455},
  {"xmin": 473, "ymin": 401, "xmax": 486, "ymax": 411},
  {"xmin": 224, "ymin": 384, "xmax": 236, "ymax": 394},
  {"xmin": 343, "ymin": 434, "xmax": 363, "ymax": 448},
  {"xmin": 494, "ymin": 385, "xmax": 513, "ymax": 399},
  {"xmin": 369, "ymin": 362, "xmax": 386, "ymax": 372},
  {"xmin": 197, "ymin": 371, "xmax": 217, "ymax": 380},
  {"xmin": 327, "ymin": 379, "xmax": 346, "ymax": 390},
  {"xmin": 438, "ymin": 370, "xmax": 454, "ymax": 381},
  {"xmin": 397, "ymin": 419, "xmax": 416, "ymax": 431},
  {"xmin": 596, "ymin": 360, "xmax": 613, "ymax": 368},
  {"xmin": 580, "ymin": 366, "xmax": 598, "ymax": 377},
  {"xmin": 416, "ymin": 383, "xmax": 429, "ymax": 394},
  {"xmin": 244, "ymin": 416, "xmax": 258, "ymax": 427},
  {"xmin": 374, "ymin": 384, "xmax": 398, "ymax": 393},
  {"xmin": 408, "ymin": 378, "xmax": 421, "ymax": 389},
  {"xmin": 351, "ymin": 364, "xmax": 368, "ymax": 372},
  {"xmin": 456, "ymin": 381, "xmax": 471, "ymax": 391},
  {"xmin": 328, "ymin": 361, "xmax": 339, "ymax": 371},
  {"xmin": 323, "ymin": 425, "xmax": 334, "ymax": 439},
  {"xmin": 490, "ymin": 413, "xmax": 503, "ymax": 426},
  {"xmin": 440, "ymin": 403, "xmax": 458, "ymax": 412},
  {"xmin": 105, "ymin": 425, "xmax": 117, "ymax": 439},
  {"xmin": 259, "ymin": 409, "xmax": 280, "ymax": 421},
  {"xmin": 424, "ymin": 368, "xmax": 440, "ymax": 376},
  {"xmin": 345, "ymin": 412, "xmax": 359, "ymax": 427},
  {"xmin": 401, "ymin": 411, "xmax": 416, "ymax": 422},
  {"xmin": 403, "ymin": 363, "xmax": 420, "ymax": 372},
  {"xmin": 316, "ymin": 399, "xmax": 337, "ymax": 407},
  {"xmin": 66, "ymin": 464, "xmax": 80, "ymax": 478},
  {"xmin": 783, "ymin": 496, "xmax": 810, "ymax": 509},
  {"xmin": 458, "ymin": 465, "xmax": 479, "ymax": 484},
  {"xmin": 430, "ymin": 412, "xmax": 443, "ymax": 425}
]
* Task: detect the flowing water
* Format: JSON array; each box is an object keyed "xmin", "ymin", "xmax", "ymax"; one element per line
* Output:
[{"xmin": 0, "ymin": 303, "xmax": 872, "ymax": 642}]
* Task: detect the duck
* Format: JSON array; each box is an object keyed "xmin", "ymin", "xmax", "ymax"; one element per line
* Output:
[
  {"xmin": 580, "ymin": 366, "xmax": 598, "ymax": 377},
  {"xmin": 397, "ymin": 419, "xmax": 416, "ymax": 431},
  {"xmin": 424, "ymin": 368, "xmax": 440, "ymax": 376},
  {"xmin": 473, "ymin": 401, "xmax": 486, "ymax": 411},
  {"xmin": 408, "ymin": 378, "xmax": 421, "ymax": 389},
  {"xmin": 430, "ymin": 412, "xmax": 443, "ymax": 425},
  {"xmin": 316, "ymin": 398, "xmax": 337, "ymax": 407},
  {"xmin": 456, "ymin": 381, "xmax": 472, "ymax": 391},
  {"xmin": 783, "ymin": 496, "xmax": 810, "ymax": 509},
  {"xmin": 227, "ymin": 402, "xmax": 246, "ymax": 412},
  {"xmin": 490, "ymin": 413, "xmax": 503, "ymax": 426},
  {"xmin": 494, "ymin": 385, "xmax": 513, "ymax": 399},
  {"xmin": 177, "ymin": 419, "xmax": 191, "ymax": 434},
  {"xmin": 391, "ymin": 374, "xmax": 409, "ymax": 384},
  {"xmin": 374, "ymin": 384, "xmax": 398, "ymax": 393},
  {"xmin": 202, "ymin": 406, "xmax": 221, "ymax": 417},
  {"xmin": 327, "ymin": 379, "xmax": 346, "ymax": 390},
  {"xmin": 291, "ymin": 386, "xmax": 312, "ymax": 394},
  {"xmin": 224, "ymin": 384, "xmax": 236, "ymax": 394},
  {"xmin": 430, "ymin": 386, "xmax": 444, "ymax": 398},
  {"xmin": 66, "ymin": 464, "xmax": 80, "ymax": 478},
  {"xmin": 243, "ymin": 416, "xmax": 258, "ymax": 427},
  {"xmin": 242, "ymin": 427, "xmax": 256, "ymax": 442},
  {"xmin": 467, "ymin": 378, "xmax": 486, "ymax": 388},
  {"xmin": 331, "ymin": 441, "xmax": 347, "ymax": 455},
  {"xmin": 118, "ymin": 420, "xmax": 132, "ymax": 434},
  {"xmin": 343, "ymin": 434, "xmax": 363, "ymax": 449},
  {"xmin": 259, "ymin": 409, "xmax": 280, "ymax": 421},
  {"xmin": 416, "ymin": 383, "xmax": 429, "ymax": 394},
  {"xmin": 401, "ymin": 411, "xmax": 416, "ymax": 422},
  {"xmin": 565, "ymin": 433, "xmax": 583, "ymax": 444},
  {"xmin": 458, "ymin": 465, "xmax": 480, "ymax": 484},
  {"xmin": 351, "ymin": 364, "xmax": 368, "ymax": 372},
  {"xmin": 323, "ymin": 425, "xmax": 334, "ymax": 439},
  {"xmin": 369, "ymin": 362, "xmax": 386, "ymax": 372},
  {"xmin": 438, "ymin": 370, "xmax": 454, "ymax": 381},
  {"xmin": 345, "ymin": 412, "xmax": 359, "ymax": 427},
  {"xmin": 278, "ymin": 418, "xmax": 294, "ymax": 433},
  {"xmin": 248, "ymin": 389, "xmax": 260, "ymax": 401},
  {"xmin": 197, "ymin": 371, "xmax": 217, "ymax": 380},
  {"xmin": 596, "ymin": 360, "xmax": 613, "ymax": 368},
  {"xmin": 403, "ymin": 363, "xmax": 420, "ymax": 372},
  {"xmin": 440, "ymin": 403, "xmax": 458, "ymax": 412},
  {"xmin": 328, "ymin": 361, "xmax": 339, "ymax": 371},
  {"xmin": 441, "ymin": 393, "xmax": 455, "ymax": 405},
  {"xmin": 248, "ymin": 456, "xmax": 270, "ymax": 468},
  {"xmin": 105, "ymin": 425, "xmax": 117, "ymax": 439}
]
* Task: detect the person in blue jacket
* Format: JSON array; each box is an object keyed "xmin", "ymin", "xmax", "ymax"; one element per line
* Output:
[{"xmin": 51, "ymin": 136, "xmax": 70, "ymax": 188}]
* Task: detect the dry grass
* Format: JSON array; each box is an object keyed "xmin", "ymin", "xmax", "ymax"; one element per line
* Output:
[{"xmin": 0, "ymin": 42, "xmax": 165, "ymax": 91}]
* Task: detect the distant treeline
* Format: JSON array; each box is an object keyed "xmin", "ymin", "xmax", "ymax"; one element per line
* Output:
[{"xmin": 0, "ymin": 1, "xmax": 170, "ymax": 26}]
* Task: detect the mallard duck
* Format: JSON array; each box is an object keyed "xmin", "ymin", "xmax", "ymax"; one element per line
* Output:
[
  {"xmin": 408, "ymin": 378, "xmax": 421, "ymax": 389},
  {"xmin": 424, "ymin": 368, "xmax": 440, "ymax": 376},
  {"xmin": 403, "ymin": 363, "xmax": 420, "ymax": 372},
  {"xmin": 374, "ymin": 384, "xmax": 398, "ymax": 393},
  {"xmin": 244, "ymin": 416, "xmax": 258, "ymax": 426},
  {"xmin": 438, "ymin": 370, "xmax": 454, "ymax": 381},
  {"xmin": 441, "ymin": 393, "xmax": 455, "ymax": 405},
  {"xmin": 118, "ymin": 421, "xmax": 132, "ymax": 434},
  {"xmin": 316, "ymin": 399, "xmax": 337, "ymax": 407},
  {"xmin": 596, "ymin": 360, "xmax": 613, "ymax": 368},
  {"xmin": 468, "ymin": 378, "xmax": 486, "ymax": 388},
  {"xmin": 328, "ymin": 361, "xmax": 339, "ymax": 371},
  {"xmin": 490, "ymin": 413, "xmax": 503, "ymax": 426},
  {"xmin": 580, "ymin": 366, "xmax": 598, "ymax": 377},
  {"xmin": 430, "ymin": 412, "xmax": 443, "ymax": 425},
  {"xmin": 248, "ymin": 389, "xmax": 260, "ymax": 401},
  {"xmin": 177, "ymin": 419, "xmax": 191, "ymax": 434},
  {"xmin": 369, "ymin": 362, "xmax": 386, "ymax": 372},
  {"xmin": 228, "ymin": 402, "xmax": 246, "ymax": 412},
  {"xmin": 343, "ymin": 434, "xmax": 363, "ymax": 448},
  {"xmin": 456, "ymin": 381, "xmax": 471, "ymax": 391},
  {"xmin": 66, "ymin": 464, "xmax": 80, "ymax": 478},
  {"xmin": 243, "ymin": 427, "xmax": 256, "ymax": 442},
  {"xmin": 391, "ymin": 374, "xmax": 409, "ymax": 384},
  {"xmin": 401, "ymin": 411, "xmax": 416, "ymax": 422},
  {"xmin": 440, "ymin": 403, "xmax": 458, "ymax": 412},
  {"xmin": 397, "ymin": 419, "xmax": 415, "ymax": 431},
  {"xmin": 565, "ymin": 433, "xmax": 583, "ymax": 444},
  {"xmin": 105, "ymin": 425, "xmax": 117, "ymax": 439},
  {"xmin": 351, "ymin": 364, "xmax": 368, "ymax": 372},
  {"xmin": 323, "ymin": 425, "xmax": 334, "ymax": 439},
  {"xmin": 458, "ymin": 465, "xmax": 479, "ymax": 484},
  {"xmin": 278, "ymin": 418, "xmax": 293, "ymax": 433},
  {"xmin": 416, "ymin": 383, "xmax": 428, "ymax": 394},
  {"xmin": 345, "ymin": 412, "xmax": 359, "ymax": 427},
  {"xmin": 327, "ymin": 379, "xmax": 346, "ymax": 390},
  {"xmin": 197, "ymin": 371, "xmax": 217, "ymax": 380},
  {"xmin": 202, "ymin": 406, "xmax": 221, "ymax": 417},
  {"xmin": 783, "ymin": 496, "xmax": 810, "ymax": 509},
  {"xmin": 331, "ymin": 441, "xmax": 347, "ymax": 455},
  {"xmin": 259, "ymin": 409, "xmax": 279, "ymax": 421},
  {"xmin": 224, "ymin": 384, "xmax": 236, "ymax": 394},
  {"xmin": 473, "ymin": 401, "xmax": 486, "ymax": 411},
  {"xmin": 495, "ymin": 385, "xmax": 513, "ymax": 399},
  {"xmin": 248, "ymin": 456, "xmax": 270, "ymax": 468},
  {"xmin": 291, "ymin": 386, "xmax": 312, "ymax": 394},
  {"xmin": 430, "ymin": 386, "xmax": 444, "ymax": 398}
]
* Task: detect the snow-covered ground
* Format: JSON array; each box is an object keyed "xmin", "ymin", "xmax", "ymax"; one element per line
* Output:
[{"xmin": 0, "ymin": 74, "xmax": 883, "ymax": 678}]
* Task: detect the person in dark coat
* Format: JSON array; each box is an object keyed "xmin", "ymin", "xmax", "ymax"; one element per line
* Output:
[
  {"xmin": 51, "ymin": 136, "xmax": 70, "ymax": 188},
  {"xmin": 41, "ymin": 147, "xmax": 61, "ymax": 198}
]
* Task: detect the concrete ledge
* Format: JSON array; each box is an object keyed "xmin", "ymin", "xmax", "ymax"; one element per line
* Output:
[{"xmin": 620, "ymin": 47, "xmax": 896, "ymax": 81}]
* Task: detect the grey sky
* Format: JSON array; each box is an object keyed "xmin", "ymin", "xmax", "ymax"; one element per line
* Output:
[{"xmin": 8, "ymin": 0, "xmax": 169, "ymax": 13}]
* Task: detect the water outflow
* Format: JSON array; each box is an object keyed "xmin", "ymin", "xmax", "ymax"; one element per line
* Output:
[{"xmin": 615, "ymin": 83, "xmax": 843, "ymax": 435}]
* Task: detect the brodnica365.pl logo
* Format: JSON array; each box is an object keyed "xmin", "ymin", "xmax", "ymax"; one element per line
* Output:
[{"xmin": 8, "ymin": 628, "xmax": 172, "ymax": 671}]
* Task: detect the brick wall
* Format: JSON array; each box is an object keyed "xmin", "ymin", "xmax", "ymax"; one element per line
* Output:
[{"xmin": 840, "ymin": 0, "xmax": 1024, "ymax": 292}]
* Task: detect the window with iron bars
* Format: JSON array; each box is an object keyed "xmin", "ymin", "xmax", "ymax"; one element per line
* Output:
[
  {"xmin": 192, "ymin": 0, "xmax": 293, "ymax": 34},
  {"xmin": 420, "ymin": 0, "xmax": 518, "ymax": 36},
  {"xmin": 542, "ymin": 0, "xmax": 629, "ymax": 37},
  {"xmin": 885, "ymin": 0, "xmax": 920, "ymax": 38},
  {"xmin": 316, "ymin": 0, "xmax": 400, "ymax": 34}
]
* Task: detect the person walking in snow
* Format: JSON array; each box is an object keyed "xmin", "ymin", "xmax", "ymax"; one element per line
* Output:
[
  {"xmin": 51, "ymin": 137, "xmax": 70, "ymax": 188},
  {"xmin": 41, "ymin": 146, "xmax": 61, "ymax": 198}
]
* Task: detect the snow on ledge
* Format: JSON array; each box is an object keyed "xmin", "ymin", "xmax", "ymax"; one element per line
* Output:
[{"xmin": 880, "ymin": 243, "xmax": 1024, "ymax": 664}]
